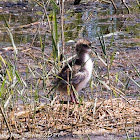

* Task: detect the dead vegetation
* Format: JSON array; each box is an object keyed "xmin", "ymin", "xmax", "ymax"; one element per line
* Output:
[{"xmin": 0, "ymin": 98, "xmax": 139, "ymax": 138}]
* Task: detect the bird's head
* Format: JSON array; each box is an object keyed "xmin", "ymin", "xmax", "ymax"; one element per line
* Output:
[{"xmin": 76, "ymin": 39, "xmax": 91, "ymax": 55}]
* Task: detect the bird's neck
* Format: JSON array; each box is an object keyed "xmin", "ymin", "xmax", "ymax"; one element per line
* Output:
[
  {"xmin": 78, "ymin": 52, "xmax": 90, "ymax": 63},
  {"xmin": 78, "ymin": 52, "xmax": 93, "ymax": 77}
]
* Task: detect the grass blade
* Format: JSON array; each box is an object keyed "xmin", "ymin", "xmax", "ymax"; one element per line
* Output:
[
  {"xmin": 0, "ymin": 79, "xmax": 6, "ymax": 98},
  {"xmin": 126, "ymin": 74, "xmax": 140, "ymax": 88},
  {"xmin": 15, "ymin": 71, "xmax": 22, "ymax": 85},
  {"xmin": 0, "ymin": 55, "xmax": 7, "ymax": 66},
  {"xmin": 131, "ymin": 63, "xmax": 140, "ymax": 78},
  {"xmin": 98, "ymin": 32, "xmax": 106, "ymax": 56},
  {"xmin": 6, "ymin": 27, "xmax": 18, "ymax": 55},
  {"xmin": 6, "ymin": 68, "xmax": 12, "ymax": 82},
  {"xmin": 110, "ymin": 49, "xmax": 116, "ymax": 69},
  {"xmin": 98, "ymin": 79, "xmax": 111, "ymax": 90}
]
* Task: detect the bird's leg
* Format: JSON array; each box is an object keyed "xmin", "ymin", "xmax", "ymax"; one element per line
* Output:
[
  {"xmin": 70, "ymin": 92, "xmax": 79, "ymax": 104},
  {"xmin": 70, "ymin": 92, "xmax": 75, "ymax": 103}
]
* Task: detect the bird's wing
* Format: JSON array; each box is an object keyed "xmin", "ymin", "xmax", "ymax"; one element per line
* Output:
[
  {"xmin": 58, "ymin": 59, "xmax": 82, "ymax": 81},
  {"xmin": 71, "ymin": 71, "xmax": 86, "ymax": 85},
  {"xmin": 60, "ymin": 59, "xmax": 82, "ymax": 73}
]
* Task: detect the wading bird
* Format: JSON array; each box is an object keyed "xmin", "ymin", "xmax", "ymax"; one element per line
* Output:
[{"xmin": 56, "ymin": 39, "xmax": 93, "ymax": 103}]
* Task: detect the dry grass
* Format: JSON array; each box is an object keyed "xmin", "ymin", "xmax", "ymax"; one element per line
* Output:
[{"xmin": 0, "ymin": 98, "xmax": 139, "ymax": 138}]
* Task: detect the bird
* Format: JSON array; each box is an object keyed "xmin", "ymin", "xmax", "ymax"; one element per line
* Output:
[{"xmin": 56, "ymin": 39, "xmax": 93, "ymax": 103}]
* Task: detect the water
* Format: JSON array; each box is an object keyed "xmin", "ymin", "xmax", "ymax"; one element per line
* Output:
[{"xmin": 0, "ymin": 1, "xmax": 139, "ymax": 48}]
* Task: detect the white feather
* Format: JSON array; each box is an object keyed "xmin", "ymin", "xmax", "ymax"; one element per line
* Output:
[{"xmin": 76, "ymin": 53, "xmax": 93, "ymax": 92}]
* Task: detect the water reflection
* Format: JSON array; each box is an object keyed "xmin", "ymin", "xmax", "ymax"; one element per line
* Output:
[{"xmin": 0, "ymin": 1, "xmax": 139, "ymax": 49}]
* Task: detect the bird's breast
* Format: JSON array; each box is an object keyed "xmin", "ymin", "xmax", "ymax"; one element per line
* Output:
[{"xmin": 76, "ymin": 58, "xmax": 93, "ymax": 92}]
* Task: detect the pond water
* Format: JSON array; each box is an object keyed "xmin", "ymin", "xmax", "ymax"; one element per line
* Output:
[
  {"xmin": 0, "ymin": 1, "xmax": 139, "ymax": 47},
  {"xmin": 0, "ymin": 0, "xmax": 140, "ymax": 139}
]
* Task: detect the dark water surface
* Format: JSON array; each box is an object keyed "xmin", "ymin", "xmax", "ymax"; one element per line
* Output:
[{"xmin": 0, "ymin": 0, "xmax": 139, "ymax": 48}]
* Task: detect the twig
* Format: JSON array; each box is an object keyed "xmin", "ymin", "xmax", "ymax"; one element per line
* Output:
[
  {"xmin": 121, "ymin": 0, "xmax": 130, "ymax": 14},
  {"xmin": 99, "ymin": 0, "xmax": 111, "ymax": 4},
  {"xmin": 42, "ymin": 0, "xmax": 52, "ymax": 31},
  {"xmin": 18, "ymin": 22, "xmax": 40, "ymax": 28},
  {"xmin": 110, "ymin": 0, "xmax": 117, "ymax": 12},
  {"xmin": 0, "ymin": 104, "xmax": 12, "ymax": 137}
]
